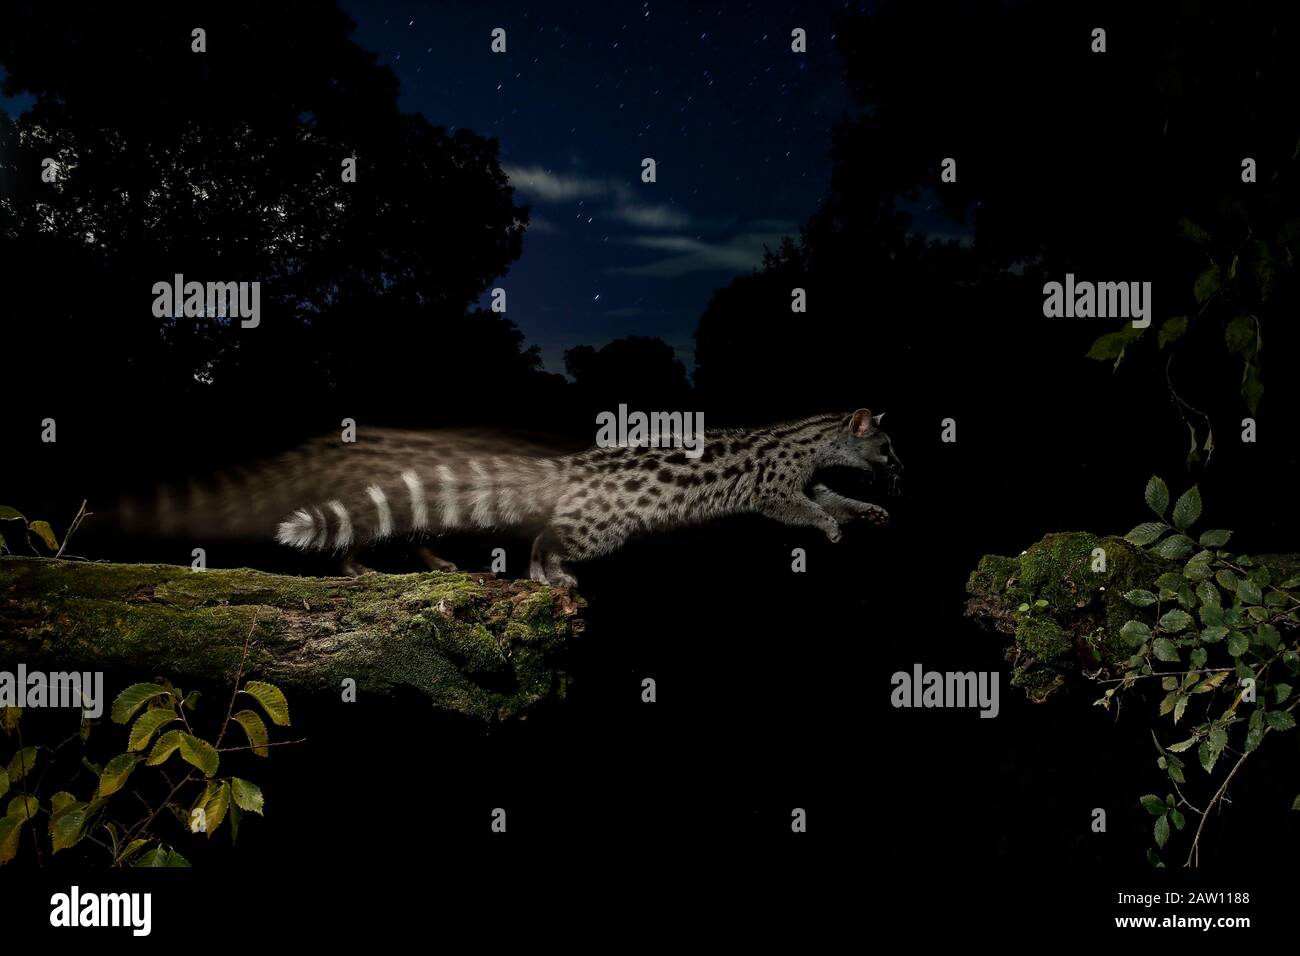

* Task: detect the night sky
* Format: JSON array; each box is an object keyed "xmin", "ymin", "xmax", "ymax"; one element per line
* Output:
[{"xmin": 338, "ymin": 0, "xmax": 869, "ymax": 371}]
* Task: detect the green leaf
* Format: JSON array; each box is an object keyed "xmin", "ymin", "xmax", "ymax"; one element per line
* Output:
[
  {"xmin": 1125, "ymin": 522, "xmax": 1168, "ymax": 546},
  {"xmin": 1193, "ymin": 671, "xmax": 1228, "ymax": 694},
  {"xmin": 1225, "ymin": 314, "xmax": 1256, "ymax": 355},
  {"xmin": 241, "ymin": 681, "xmax": 290, "ymax": 727},
  {"xmin": 1265, "ymin": 710, "xmax": 1296, "ymax": 732},
  {"xmin": 1193, "ymin": 264, "xmax": 1221, "ymax": 303},
  {"xmin": 1152, "ymin": 534, "xmax": 1195, "ymax": 560},
  {"xmin": 27, "ymin": 520, "xmax": 59, "ymax": 551},
  {"xmin": 1246, "ymin": 709, "xmax": 1265, "ymax": 753},
  {"xmin": 1121, "ymin": 620, "xmax": 1152, "ymax": 647},
  {"xmin": 0, "ymin": 815, "xmax": 24, "ymax": 864},
  {"xmin": 1140, "ymin": 794, "xmax": 1167, "ymax": 815},
  {"xmin": 1275, "ymin": 683, "xmax": 1293, "ymax": 704},
  {"xmin": 1227, "ymin": 631, "xmax": 1250, "ymax": 657},
  {"xmin": 134, "ymin": 845, "xmax": 190, "ymax": 867},
  {"xmin": 1166, "ymin": 737, "xmax": 1198, "ymax": 753},
  {"xmin": 1257, "ymin": 623, "xmax": 1281, "ymax": 651},
  {"xmin": 1158, "ymin": 315, "xmax": 1189, "ymax": 348},
  {"xmin": 1144, "ymin": 477, "xmax": 1170, "ymax": 518},
  {"xmin": 1124, "ymin": 589, "xmax": 1158, "ymax": 607},
  {"xmin": 0, "ymin": 507, "xmax": 27, "ymax": 522},
  {"xmin": 1242, "ymin": 361, "xmax": 1264, "ymax": 415},
  {"xmin": 1195, "ymin": 581, "xmax": 1221, "ymax": 609},
  {"xmin": 179, "ymin": 734, "xmax": 219, "ymax": 778},
  {"xmin": 230, "ymin": 778, "xmax": 265, "ymax": 815},
  {"xmin": 1237, "ymin": 579, "xmax": 1263, "ymax": 605},
  {"xmin": 1200, "ymin": 626, "xmax": 1228, "ymax": 644},
  {"xmin": 128, "ymin": 706, "xmax": 178, "ymax": 752},
  {"xmin": 182, "ymin": 691, "xmax": 201, "ymax": 711},
  {"xmin": 110, "ymin": 684, "xmax": 171, "ymax": 725},
  {"xmin": 1183, "ymin": 560, "xmax": 1210, "ymax": 582},
  {"xmin": 191, "ymin": 781, "xmax": 230, "ymax": 837},
  {"xmin": 146, "ymin": 729, "xmax": 184, "ymax": 766},
  {"xmin": 48, "ymin": 791, "xmax": 78, "ymax": 817},
  {"xmin": 97, "ymin": 754, "xmax": 141, "ymax": 798},
  {"xmin": 5, "ymin": 747, "xmax": 37, "ymax": 784},
  {"xmin": 1171, "ymin": 486, "xmax": 1202, "ymax": 531},
  {"xmin": 1152, "ymin": 638, "xmax": 1180, "ymax": 662},
  {"xmin": 1178, "ymin": 218, "xmax": 1211, "ymax": 243},
  {"xmin": 50, "ymin": 809, "xmax": 87, "ymax": 853},
  {"xmin": 1086, "ymin": 323, "xmax": 1145, "ymax": 362},
  {"xmin": 232, "ymin": 710, "xmax": 270, "ymax": 758},
  {"xmin": 7, "ymin": 795, "xmax": 39, "ymax": 820},
  {"xmin": 1189, "ymin": 647, "xmax": 1208, "ymax": 669},
  {"xmin": 0, "ymin": 768, "xmax": 7, "ymax": 800},
  {"xmin": 1154, "ymin": 813, "xmax": 1170, "ymax": 848},
  {"xmin": 1170, "ymin": 808, "xmax": 1186, "ymax": 830},
  {"xmin": 1198, "ymin": 740, "xmax": 1222, "ymax": 774},
  {"xmin": 1199, "ymin": 529, "xmax": 1232, "ymax": 547},
  {"xmin": 1215, "ymin": 569, "xmax": 1239, "ymax": 592},
  {"xmin": 1293, "ymin": 796, "xmax": 1300, "ymax": 811},
  {"xmin": 1158, "ymin": 609, "xmax": 1193, "ymax": 633}
]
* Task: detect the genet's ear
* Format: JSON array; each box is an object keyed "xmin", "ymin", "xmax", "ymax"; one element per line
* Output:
[
  {"xmin": 875, "ymin": 412, "xmax": 886, "ymax": 426},
  {"xmin": 848, "ymin": 408, "xmax": 873, "ymax": 436}
]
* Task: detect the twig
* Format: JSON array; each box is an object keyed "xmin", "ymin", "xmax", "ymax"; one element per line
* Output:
[
  {"xmin": 54, "ymin": 499, "xmax": 91, "ymax": 559},
  {"xmin": 216, "ymin": 737, "xmax": 307, "ymax": 753},
  {"xmin": 215, "ymin": 612, "xmax": 259, "ymax": 750}
]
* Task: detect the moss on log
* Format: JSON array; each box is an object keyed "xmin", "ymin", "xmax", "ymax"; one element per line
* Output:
[
  {"xmin": 0, "ymin": 557, "xmax": 585, "ymax": 721},
  {"xmin": 965, "ymin": 534, "xmax": 1299, "ymax": 703}
]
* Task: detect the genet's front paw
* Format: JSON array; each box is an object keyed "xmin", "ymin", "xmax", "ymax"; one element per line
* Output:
[{"xmin": 862, "ymin": 504, "xmax": 890, "ymax": 526}]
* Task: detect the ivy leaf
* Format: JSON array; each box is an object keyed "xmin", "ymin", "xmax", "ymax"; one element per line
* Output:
[
  {"xmin": 1158, "ymin": 609, "xmax": 1193, "ymax": 633},
  {"xmin": 1158, "ymin": 315, "xmax": 1189, "ymax": 348},
  {"xmin": 240, "ymin": 681, "xmax": 291, "ymax": 727},
  {"xmin": 1199, "ymin": 529, "xmax": 1232, "ymax": 548},
  {"xmin": 1154, "ymin": 813, "xmax": 1170, "ymax": 848},
  {"xmin": 1144, "ymin": 477, "xmax": 1170, "ymax": 519},
  {"xmin": 110, "ymin": 684, "xmax": 171, "ymax": 725},
  {"xmin": 1152, "ymin": 535, "xmax": 1195, "ymax": 560},
  {"xmin": 1171, "ymin": 486, "xmax": 1202, "ymax": 532},
  {"xmin": 179, "ymin": 734, "xmax": 219, "ymax": 778}
]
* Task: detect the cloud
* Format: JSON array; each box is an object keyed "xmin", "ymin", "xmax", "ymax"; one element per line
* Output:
[
  {"xmin": 526, "ymin": 215, "xmax": 558, "ymax": 233},
  {"xmin": 609, "ymin": 230, "xmax": 789, "ymax": 277},
  {"xmin": 503, "ymin": 164, "xmax": 690, "ymax": 230},
  {"xmin": 502, "ymin": 164, "xmax": 605, "ymax": 202}
]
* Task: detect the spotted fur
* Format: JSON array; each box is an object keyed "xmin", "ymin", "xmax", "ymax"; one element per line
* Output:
[{"xmin": 272, "ymin": 409, "xmax": 901, "ymax": 587}]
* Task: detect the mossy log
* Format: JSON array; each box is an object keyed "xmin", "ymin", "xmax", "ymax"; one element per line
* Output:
[
  {"xmin": 965, "ymin": 533, "xmax": 1299, "ymax": 703},
  {"xmin": 0, "ymin": 557, "xmax": 585, "ymax": 721}
]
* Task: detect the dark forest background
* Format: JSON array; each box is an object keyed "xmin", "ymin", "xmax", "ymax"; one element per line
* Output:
[{"xmin": 1, "ymin": 0, "xmax": 1298, "ymax": 924}]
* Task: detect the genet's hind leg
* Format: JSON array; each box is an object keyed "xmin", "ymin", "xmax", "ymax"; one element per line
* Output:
[
  {"xmin": 341, "ymin": 548, "xmax": 377, "ymax": 577},
  {"xmin": 415, "ymin": 545, "xmax": 459, "ymax": 573},
  {"xmin": 530, "ymin": 527, "xmax": 579, "ymax": 588}
]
